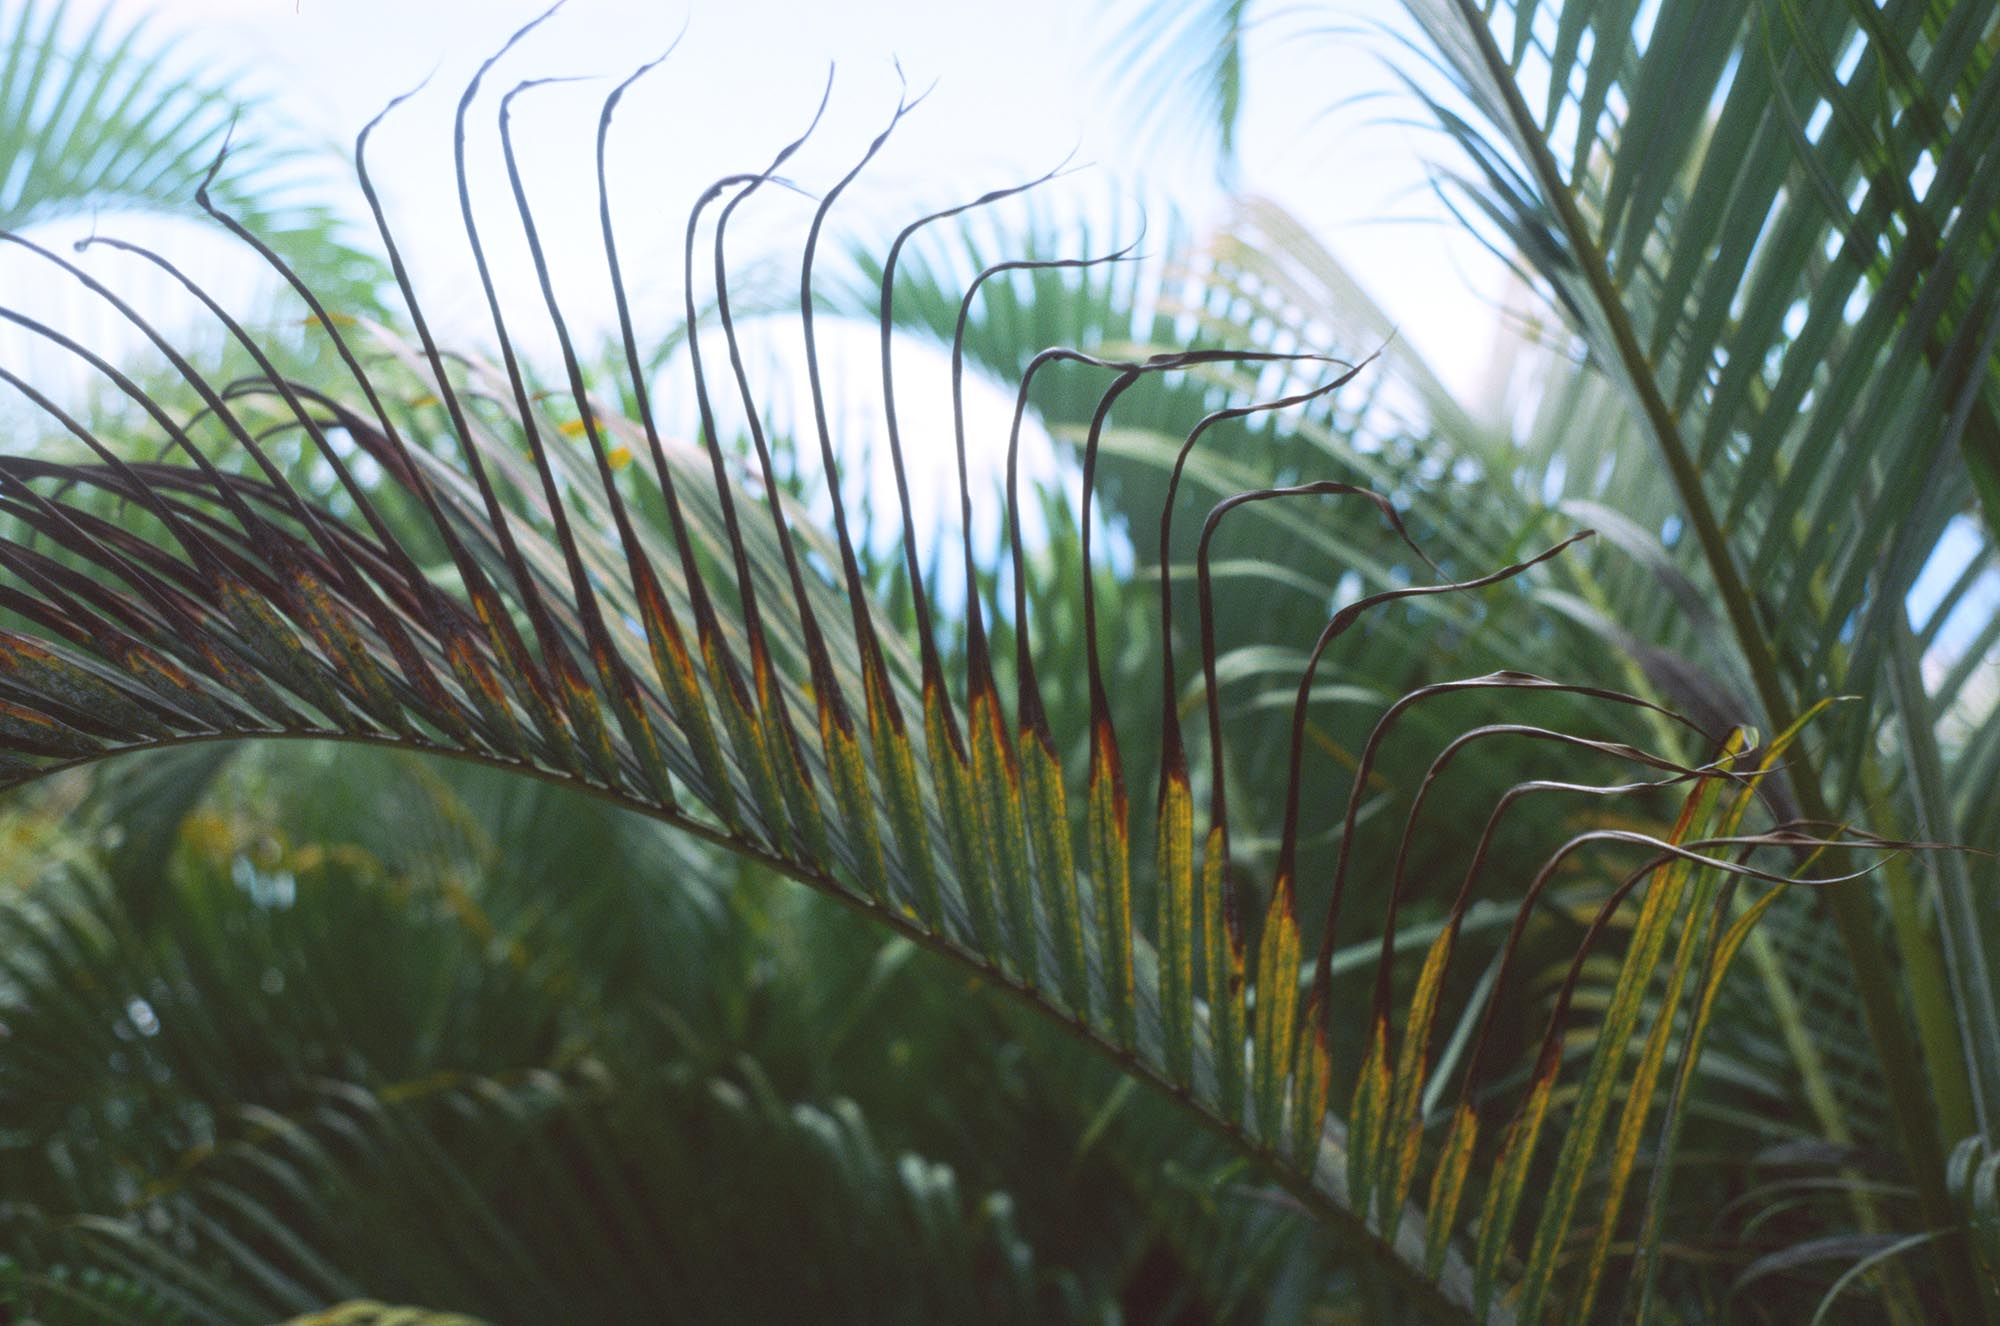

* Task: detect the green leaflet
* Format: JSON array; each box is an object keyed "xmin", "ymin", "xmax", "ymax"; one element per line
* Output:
[
  {"xmin": 1348, "ymin": 1013, "xmax": 1392, "ymax": 1226},
  {"xmin": 701, "ymin": 631, "xmax": 789, "ymax": 855},
  {"xmin": 822, "ymin": 696, "xmax": 887, "ymax": 903},
  {"xmin": 184, "ymin": 615, "xmax": 297, "ymax": 730},
  {"xmin": 635, "ymin": 577, "xmax": 734, "ymax": 827},
  {"xmin": 5, "ymin": 8, "xmax": 1955, "ymax": 1304},
  {"xmin": 1202, "ymin": 825, "xmax": 1247, "ymax": 1121},
  {"xmin": 1155, "ymin": 769, "xmax": 1195, "ymax": 1076},
  {"xmin": 1400, "ymin": 0, "xmax": 1996, "ymax": 1308},
  {"xmin": 1565, "ymin": 883, "xmax": 1717, "ymax": 1324},
  {"xmin": 1290, "ymin": 1004, "xmax": 1330, "ymax": 1168},
  {"xmin": 0, "ymin": 629, "xmax": 171, "ymax": 741},
  {"xmin": 285, "ymin": 563, "xmax": 405, "ymax": 735},
  {"xmin": 924, "ymin": 686, "xmax": 998, "ymax": 955},
  {"xmin": 385, "ymin": 629, "xmax": 473, "ymax": 748},
  {"xmin": 1376, "ymin": 927, "xmax": 1457, "ymax": 1239},
  {"xmin": 553, "ymin": 650, "xmax": 621, "ymax": 788},
  {"xmin": 0, "ymin": 695, "xmax": 98, "ymax": 756},
  {"xmin": 1088, "ymin": 717, "xmax": 1137, "ymax": 1048},
  {"xmin": 1623, "ymin": 703, "xmax": 1842, "ymax": 1322},
  {"xmin": 1424, "ymin": 1102, "xmax": 1480, "ymax": 1280},
  {"xmin": 867, "ymin": 665, "xmax": 941, "ymax": 927},
  {"xmin": 1384, "ymin": 980, "xmax": 1448, "ymax": 1232},
  {"xmin": 282, "ymin": 1303, "xmax": 489, "ymax": 1326},
  {"xmin": 1472, "ymin": 1062, "xmax": 1557, "ymax": 1317},
  {"xmin": 117, "ymin": 640, "xmax": 233, "ymax": 732},
  {"xmin": 1251, "ymin": 872, "xmax": 1301, "ymax": 1148},
  {"xmin": 1628, "ymin": 882, "xmax": 1794, "ymax": 1321},
  {"xmin": 469, "ymin": 584, "xmax": 572, "ymax": 772},
  {"xmin": 1568, "ymin": 730, "xmax": 1808, "ymax": 1324},
  {"xmin": 443, "ymin": 631, "xmax": 524, "ymax": 759},
  {"xmin": 754, "ymin": 653, "xmax": 828, "ymax": 869},
  {"xmin": 1550, "ymin": 859, "xmax": 1716, "ymax": 1323},
  {"xmin": 593, "ymin": 641, "xmax": 676, "ymax": 808},
  {"xmin": 217, "ymin": 577, "xmax": 350, "ymax": 728},
  {"xmin": 968, "ymin": 685, "xmax": 1036, "ymax": 983},
  {"xmin": 1020, "ymin": 724, "xmax": 1088, "ymax": 1019}
]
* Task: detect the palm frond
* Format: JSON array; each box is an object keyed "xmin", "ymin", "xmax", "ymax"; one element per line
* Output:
[
  {"xmin": 1093, "ymin": 0, "xmax": 1250, "ymax": 179},
  {"xmin": 2, "ymin": 740, "xmax": 1378, "ymax": 1322},
  {"xmin": 0, "ymin": 17, "xmax": 1910, "ymax": 1321},
  {"xmin": 1390, "ymin": 5, "xmax": 2000, "ymax": 1315}
]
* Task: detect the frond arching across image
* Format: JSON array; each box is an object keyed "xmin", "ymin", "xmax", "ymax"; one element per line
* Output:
[{"xmin": 0, "ymin": 4, "xmax": 1975, "ymax": 1323}]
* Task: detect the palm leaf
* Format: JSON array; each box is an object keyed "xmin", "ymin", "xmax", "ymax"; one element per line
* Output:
[
  {"xmin": 0, "ymin": 15, "xmax": 1907, "ymax": 1320},
  {"xmin": 0, "ymin": 740, "xmax": 1389, "ymax": 1322},
  {"xmin": 1388, "ymin": 3, "xmax": 2000, "ymax": 1316}
]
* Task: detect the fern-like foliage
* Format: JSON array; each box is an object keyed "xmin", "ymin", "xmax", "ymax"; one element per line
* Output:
[
  {"xmin": 0, "ymin": 10, "xmax": 1917, "ymax": 1321},
  {"xmin": 0, "ymin": 0, "xmax": 383, "ymax": 308}
]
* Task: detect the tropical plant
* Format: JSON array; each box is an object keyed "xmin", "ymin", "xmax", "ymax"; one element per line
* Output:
[
  {"xmin": 1, "ymin": 3, "xmax": 1994, "ymax": 1324},
  {"xmin": 0, "ymin": 744, "xmax": 1204, "ymax": 1323},
  {"xmin": 1077, "ymin": 0, "xmax": 2000, "ymax": 1316},
  {"xmin": 0, "ymin": 0, "xmax": 382, "ymax": 311}
]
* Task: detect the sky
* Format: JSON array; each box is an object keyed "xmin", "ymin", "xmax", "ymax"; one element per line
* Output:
[
  {"xmin": 4, "ymin": 0, "xmax": 1990, "ymax": 715},
  {"xmin": 1, "ymin": 0, "xmax": 1509, "ymax": 559},
  {"xmin": 100, "ymin": 0, "xmax": 1503, "ymax": 360}
]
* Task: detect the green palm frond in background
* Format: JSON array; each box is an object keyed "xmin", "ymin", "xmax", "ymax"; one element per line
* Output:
[
  {"xmin": 0, "ymin": 0, "xmax": 383, "ymax": 308},
  {"xmin": 1086, "ymin": 0, "xmax": 2000, "ymax": 1318}
]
